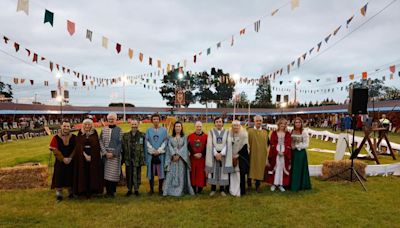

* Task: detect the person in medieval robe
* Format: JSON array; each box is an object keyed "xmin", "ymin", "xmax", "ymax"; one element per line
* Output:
[
  {"xmin": 163, "ymin": 121, "xmax": 194, "ymax": 196},
  {"xmin": 229, "ymin": 120, "xmax": 249, "ymax": 197},
  {"xmin": 290, "ymin": 117, "xmax": 311, "ymax": 192},
  {"xmin": 247, "ymin": 115, "xmax": 269, "ymax": 193},
  {"xmin": 206, "ymin": 117, "xmax": 234, "ymax": 196},
  {"xmin": 145, "ymin": 113, "xmax": 168, "ymax": 195},
  {"xmin": 73, "ymin": 119, "xmax": 103, "ymax": 197},
  {"xmin": 266, "ymin": 118, "xmax": 292, "ymax": 192},
  {"xmin": 122, "ymin": 119, "xmax": 146, "ymax": 196},
  {"xmin": 49, "ymin": 120, "xmax": 76, "ymax": 201},
  {"xmin": 100, "ymin": 112, "xmax": 123, "ymax": 197},
  {"xmin": 187, "ymin": 121, "xmax": 207, "ymax": 194}
]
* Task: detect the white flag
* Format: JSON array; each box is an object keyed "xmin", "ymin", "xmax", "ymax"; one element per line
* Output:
[
  {"xmin": 102, "ymin": 36, "xmax": 108, "ymax": 49},
  {"xmin": 17, "ymin": 0, "xmax": 29, "ymax": 15}
]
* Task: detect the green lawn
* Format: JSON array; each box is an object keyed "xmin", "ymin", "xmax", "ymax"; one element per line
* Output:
[{"xmin": 1, "ymin": 123, "xmax": 400, "ymax": 227}]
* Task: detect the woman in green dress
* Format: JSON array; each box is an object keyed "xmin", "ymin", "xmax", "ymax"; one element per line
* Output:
[{"xmin": 290, "ymin": 117, "xmax": 311, "ymax": 191}]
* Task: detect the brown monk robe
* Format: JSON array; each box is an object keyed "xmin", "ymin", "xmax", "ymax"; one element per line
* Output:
[{"xmin": 73, "ymin": 119, "xmax": 104, "ymax": 197}]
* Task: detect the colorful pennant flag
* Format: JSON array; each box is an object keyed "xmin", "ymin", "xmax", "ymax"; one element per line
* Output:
[
  {"xmin": 149, "ymin": 57, "xmax": 152, "ymax": 66},
  {"xmin": 337, "ymin": 76, "xmax": 342, "ymax": 83},
  {"xmin": 271, "ymin": 9, "xmax": 279, "ymax": 16},
  {"xmin": 207, "ymin": 48, "xmax": 211, "ymax": 55},
  {"xmin": 67, "ymin": 20, "xmax": 75, "ymax": 35},
  {"xmin": 102, "ymin": 36, "xmax": 108, "ymax": 49},
  {"xmin": 193, "ymin": 55, "xmax": 197, "ymax": 63},
  {"xmin": 309, "ymin": 47, "xmax": 314, "ymax": 55},
  {"xmin": 139, "ymin": 52, "xmax": 143, "ymax": 62},
  {"xmin": 317, "ymin": 42, "xmax": 322, "ymax": 52},
  {"xmin": 239, "ymin": 28, "xmax": 246, "ymax": 35},
  {"xmin": 360, "ymin": 3, "xmax": 368, "ymax": 16},
  {"xmin": 128, "ymin": 48, "xmax": 133, "ymax": 59},
  {"xmin": 14, "ymin": 42, "xmax": 20, "ymax": 52},
  {"xmin": 254, "ymin": 20, "xmax": 261, "ymax": 32},
  {"xmin": 389, "ymin": 65, "xmax": 395, "ymax": 73},
  {"xmin": 324, "ymin": 34, "xmax": 332, "ymax": 43},
  {"xmin": 44, "ymin": 9, "xmax": 54, "ymax": 26},
  {"xmin": 291, "ymin": 0, "xmax": 299, "ymax": 10},
  {"xmin": 16, "ymin": 0, "xmax": 29, "ymax": 15},
  {"xmin": 362, "ymin": 71, "xmax": 368, "ymax": 79},
  {"xmin": 86, "ymin": 29, "xmax": 92, "ymax": 41},
  {"xmin": 333, "ymin": 25, "xmax": 341, "ymax": 36},
  {"xmin": 116, "ymin": 43, "xmax": 121, "ymax": 53},
  {"xmin": 346, "ymin": 15, "xmax": 354, "ymax": 28},
  {"xmin": 32, "ymin": 53, "xmax": 38, "ymax": 62}
]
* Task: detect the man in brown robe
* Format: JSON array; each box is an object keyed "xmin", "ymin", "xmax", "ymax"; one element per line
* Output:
[{"xmin": 73, "ymin": 119, "xmax": 104, "ymax": 197}]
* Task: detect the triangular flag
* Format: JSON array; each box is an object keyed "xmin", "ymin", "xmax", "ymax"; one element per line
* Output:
[
  {"xmin": 128, "ymin": 48, "xmax": 133, "ymax": 59},
  {"xmin": 360, "ymin": 3, "xmax": 368, "ymax": 16},
  {"xmin": 297, "ymin": 57, "xmax": 301, "ymax": 67},
  {"xmin": 207, "ymin": 48, "xmax": 211, "ymax": 55},
  {"xmin": 49, "ymin": 62, "xmax": 53, "ymax": 71},
  {"xmin": 302, "ymin": 53, "xmax": 307, "ymax": 60},
  {"xmin": 116, "ymin": 43, "xmax": 121, "ymax": 53},
  {"xmin": 309, "ymin": 47, "xmax": 314, "ymax": 55},
  {"xmin": 337, "ymin": 76, "xmax": 342, "ymax": 83},
  {"xmin": 271, "ymin": 9, "xmax": 279, "ymax": 16},
  {"xmin": 389, "ymin": 65, "xmax": 395, "ymax": 73},
  {"xmin": 333, "ymin": 25, "xmax": 341, "ymax": 36},
  {"xmin": 139, "ymin": 52, "xmax": 143, "ymax": 62},
  {"xmin": 86, "ymin": 29, "xmax": 93, "ymax": 41},
  {"xmin": 324, "ymin": 34, "xmax": 332, "ymax": 43},
  {"xmin": 14, "ymin": 42, "xmax": 20, "ymax": 52},
  {"xmin": 317, "ymin": 42, "xmax": 322, "ymax": 52},
  {"xmin": 17, "ymin": 0, "xmax": 29, "ymax": 15},
  {"xmin": 362, "ymin": 72, "xmax": 368, "ymax": 79},
  {"xmin": 346, "ymin": 15, "xmax": 354, "ymax": 28},
  {"xmin": 231, "ymin": 35, "xmax": 234, "ymax": 46},
  {"xmin": 149, "ymin": 57, "xmax": 152, "ymax": 66},
  {"xmin": 102, "ymin": 36, "xmax": 108, "ymax": 48},
  {"xmin": 3, "ymin": 36, "xmax": 9, "ymax": 44},
  {"xmin": 291, "ymin": 0, "xmax": 299, "ymax": 10},
  {"xmin": 239, "ymin": 28, "xmax": 246, "ymax": 35},
  {"xmin": 44, "ymin": 9, "xmax": 54, "ymax": 26},
  {"xmin": 287, "ymin": 64, "xmax": 291, "ymax": 74},
  {"xmin": 67, "ymin": 20, "xmax": 75, "ymax": 35},
  {"xmin": 193, "ymin": 55, "xmax": 197, "ymax": 63},
  {"xmin": 254, "ymin": 20, "xmax": 261, "ymax": 32}
]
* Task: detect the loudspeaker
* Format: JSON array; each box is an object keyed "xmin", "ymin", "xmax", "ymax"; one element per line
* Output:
[{"xmin": 348, "ymin": 88, "xmax": 368, "ymax": 114}]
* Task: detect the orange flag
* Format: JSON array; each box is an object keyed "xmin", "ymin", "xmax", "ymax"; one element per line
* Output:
[
  {"xmin": 128, "ymin": 48, "xmax": 133, "ymax": 59},
  {"xmin": 139, "ymin": 53, "xmax": 143, "ymax": 62},
  {"xmin": 67, "ymin": 20, "xmax": 75, "ymax": 35}
]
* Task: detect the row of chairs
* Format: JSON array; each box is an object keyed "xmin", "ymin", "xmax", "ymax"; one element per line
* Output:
[{"xmin": 0, "ymin": 130, "xmax": 52, "ymax": 143}]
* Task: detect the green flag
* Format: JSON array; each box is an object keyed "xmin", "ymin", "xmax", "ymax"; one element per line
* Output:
[{"xmin": 44, "ymin": 9, "xmax": 54, "ymax": 26}]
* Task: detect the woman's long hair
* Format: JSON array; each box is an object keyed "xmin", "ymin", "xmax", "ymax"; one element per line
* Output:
[
  {"xmin": 172, "ymin": 121, "xmax": 184, "ymax": 137},
  {"xmin": 293, "ymin": 117, "xmax": 303, "ymax": 134}
]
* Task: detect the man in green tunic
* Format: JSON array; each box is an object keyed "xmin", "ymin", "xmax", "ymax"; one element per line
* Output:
[
  {"xmin": 122, "ymin": 119, "xmax": 146, "ymax": 196},
  {"xmin": 247, "ymin": 115, "xmax": 269, "ymax": 193}
]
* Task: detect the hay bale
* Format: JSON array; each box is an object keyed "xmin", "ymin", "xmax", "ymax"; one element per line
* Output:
[
  {"xmin": 0, "ymin": 163, "xmax": 48, "ymax": 189},
  {"xmin": 321, "ymin": 160, "xmax": 367, "ymax": 181}
]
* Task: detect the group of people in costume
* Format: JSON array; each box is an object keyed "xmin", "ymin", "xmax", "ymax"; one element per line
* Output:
[{"xmin": 49, "ymin": 113, "xmax": 311, "ymax": 200}]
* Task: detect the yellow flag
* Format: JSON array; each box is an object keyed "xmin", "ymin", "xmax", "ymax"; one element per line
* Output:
[
  {"xmin": 17, "ymin": 0, "xmax": 29, "ymax": 15},
  {"xmin": 128, "ymin": 48, "xmax": 133, "ymax": 59}
]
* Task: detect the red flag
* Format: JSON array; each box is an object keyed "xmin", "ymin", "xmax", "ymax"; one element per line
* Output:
[
  {"xmin": 116, "ymin": 43, "xmax": 121, "ymax": 53},
  {"xmin": 139, "ymin": 52, "xmax": 143, "ymax": 62},
  {"xmin": 49, "ymin": 62, "xmax": 53, "ymax": 71},
  {"xmin": 389, "ymin": 65, "xmax": 395, "ymax": 73},
  {"xmin": 14, "ymin": 42, "xmax": 20, "ymax": 52},
  {"xmin": 67, "ymin": 20, "xmax": 75, "ymax": 35},
  {"xmin": 193, "ymin": 55, "xmax": 196, "ymax": 63},
  {"xmin": 33, "ymin": 53, "xmax": 38, "ymax": 62},
  {"xmin": 362, "ymin": 72, "xmax": 368, "ymax": 79}
]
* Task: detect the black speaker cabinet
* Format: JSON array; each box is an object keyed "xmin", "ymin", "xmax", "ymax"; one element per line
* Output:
[{"xmin": 348, "ymin": 88, "xmax": 368, "ymax": 114}]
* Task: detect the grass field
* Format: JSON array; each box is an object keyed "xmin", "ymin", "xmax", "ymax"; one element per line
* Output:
[{"xmin": 1, "ymin": 123, "xmax": 400, "ymax": 227}]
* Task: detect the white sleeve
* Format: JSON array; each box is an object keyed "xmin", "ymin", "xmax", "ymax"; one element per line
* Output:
[
  {"xmin": 220, "ymin": 146, "xmax": 227, "ymax": 156},
  {"xmin": 146, "ymin": 141, "xmax": 155, "ymax": 154},
  {"xmin": 301, "ymin": 130, "xmax": 309, "ymax": 149},
  {"xmin": 213, "ymin": 148, "xmax": 218, "ymax": 156},
  {"xmin": 158, "ymin": 141, "xmax": 167, "ymax": 154}
]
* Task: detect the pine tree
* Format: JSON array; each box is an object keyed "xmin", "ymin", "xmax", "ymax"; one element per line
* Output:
[{"xmin": 253, "ymin": 78, "xmax": 272, "ymax": 107}]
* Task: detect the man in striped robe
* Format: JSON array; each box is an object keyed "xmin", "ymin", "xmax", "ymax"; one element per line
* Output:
[{"xmin": 100, "ymin": 113, "xmax": 123, "ymax": 197}]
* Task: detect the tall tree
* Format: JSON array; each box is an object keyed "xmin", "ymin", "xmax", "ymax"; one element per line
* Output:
[
  {"xmin": 159, "ymin": 68, "xmax": 195, "ymax": 107},
  {"xmin": 212, "ymin": 69, "xmax": 235, "ymax": 108},
  {"xmin": 349, "ymin": 78, "xmax": 387, "ymax": 99},
  {"xmin": 0, "ymin": 81, "xmax": 13, "ymax": 101},
  {"xmin": 253, "ymin": 78, "xmax": 272, "ymax": 108}
]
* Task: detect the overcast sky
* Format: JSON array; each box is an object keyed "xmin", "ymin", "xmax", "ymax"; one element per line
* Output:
[{"xmin": 0, "ymin": 0, "xmax": 399, "ymax": 107}]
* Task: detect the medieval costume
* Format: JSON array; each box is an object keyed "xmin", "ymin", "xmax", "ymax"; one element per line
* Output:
[
  {"xmin": 290, "ymin": 129, "xmax": 311, "ymax": 191},
  {"xmin": 100, "ymin": 124, "xmax": 123, "ymax": 197},
  {"xmin": 73, "ymin": 128, "xmax": 103, "ymax": 196},
  {"xmin": 163, "ymin": 136, "xmax": 194, "ymax": 196},
  {"xmin": 49, "ymin": 132, "xmax": 76, "ymax": 199},
  {"xmin": 206, "ymin": 128, "xmax": 234, "ymax": 194},
  {"xmin": 229, "ymin": 128, "xmax": 249, "ymax": 197},
  {"xmin": 145, "ymin": 126, "xmax": 168, "ymax": 194},
  {"xmin": 247, "ymin": 126, "xmax": 269, "ymax": 192},
  {"xmin": 187, "ymin": 131, "xmax": 207, "ymax": 194},
  {"xmin": 122, "ymin": 129, "xmax": 146, "ymax": 196},
  {"xmin": 266, "ymin": 131, "xmax": 291, "ymax": 190}
]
